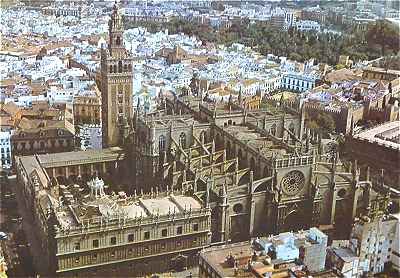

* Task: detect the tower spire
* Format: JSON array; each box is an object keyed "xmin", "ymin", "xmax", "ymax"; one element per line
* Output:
[
  {"xmin": 101, "ymin": 0, "xmax": 133, "ymax": 148},
  {"xmin": 108, "ymin": 0, "xmax": 125, "ymax": 55}
]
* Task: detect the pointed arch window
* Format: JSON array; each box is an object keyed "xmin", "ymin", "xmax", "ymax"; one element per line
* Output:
[
  {"xmin": 200, "ymin": 131, "xmax": 206, "ymax": 143},
  {"xmin": 116, "ymin": 36, "xmax": 121, "ymax": 46},
  {"xmin": 288, "ymin": 123, "xmax": 295, "ymax": 144},
  {"xmin": 179, "ymin": 132, "xmax": 186, "ymax": 149},
  {"xmin": 270, "ymin": 124, "xmax": 277, "ymax": 136},
  {"xmin": 118, "ymin": 61, "xmax": 122, "ymax": 73},
  {"xmin": 159, "ymin": 135, "xmax": 166, "ymax": 152}
]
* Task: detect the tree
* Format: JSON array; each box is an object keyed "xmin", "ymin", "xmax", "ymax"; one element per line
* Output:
[
  {"xmin": 367, "ymin": 20, "xmax": 400, "ymax": 56},
  {"xmin": 335, "ymin": 64, "xmax": 346, "ymax": 70},
  {"xmin": 306, "ymin": 110, "xmax": 336, "ymax": 137},
  {"xmin": 124, "ymin": 17, "xmax": 391, "ymax": 66},
  {"xmin": 289, "ymin": 52, "xmax": 302, "ymax": 62}
]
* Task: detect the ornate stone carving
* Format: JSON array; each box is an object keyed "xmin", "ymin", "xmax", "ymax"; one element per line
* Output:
[{"xmin": 281, "ymin": 170, "xmax": 305, "ymax": 195}]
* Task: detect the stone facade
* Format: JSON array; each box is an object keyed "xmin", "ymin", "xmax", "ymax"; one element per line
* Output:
[
  {"xmin": 11, "ymin": 125, "xmax": 75, "ymax": 158},
  {"xmin": 0, "ymin": 101, "xmax": 76, "ymax": 161},
  {"xmin": 72, "ymin": 94, "xmax": 101, "ymax": 125},
  {"xmin": 15, "ymin": 148, "xmax": 211, "ymax": 276},
  {"xmin": 131, "ymin": 92, "xmax": 382, "ymax": 243},
  {"xmin": 52, "ymin": 192, "xmax": 210, "ymax": 276},
  {"xmin": 100, "ymin": 3, "xmax": 133, "ymax": 147},
  {"xmin": 12, "ymin": 5, "xmax": 397, "ymax": 276},
  {"xmin": 345, "ymin": 120, "xmax": 400, "ymax": 188}
]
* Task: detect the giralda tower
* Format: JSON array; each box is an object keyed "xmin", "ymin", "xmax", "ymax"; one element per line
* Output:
[{"xmin": 100, "ymin": 2, "xmax": 133, "ymax": 147}]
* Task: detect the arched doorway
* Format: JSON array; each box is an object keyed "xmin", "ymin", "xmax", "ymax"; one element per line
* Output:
[
  {"xmin": 282, "ymin": 210, "xmax": 306, "ymax": 232},
  {"xmin": 231, "ymin": 214, "xmax": 248, "ymax": 242},
  {"xmin": 334, "ymin": 202, "xmax": 352, "ymax": 238}
]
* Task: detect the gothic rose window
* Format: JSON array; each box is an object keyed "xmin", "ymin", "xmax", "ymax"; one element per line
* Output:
[{"xmin": 281, "ymin": 170, "xmax": 305, "ymax": 195}]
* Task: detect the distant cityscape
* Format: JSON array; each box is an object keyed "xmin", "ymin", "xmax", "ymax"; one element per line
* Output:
[{"xmin": 0, "ymin": 0, "xmax": 399, "ymax": 277}]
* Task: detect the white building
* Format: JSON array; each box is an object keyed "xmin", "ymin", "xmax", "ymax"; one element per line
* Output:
[
  {"xmin": 282, "ymin": 72, "xmax": 318, "ymax": 92},
  {"xmin": 285, "ymin": 10, "xmax": 297, "ymax": 28},
  {"xmin": 77, "ymin": 124, "xmax": 102, "ymax": 150},
  {"xmin": 4, "ymin": 94, "xmax": 47, "ymax": 108},
  {"xmin": 295, "ymin": 20, "xmax": 321, "ymax": 32},
  {"xmin": 392, "ymin": 213, "xmax": 400, "ymax": 272},
  {"xmin": 47, "ymin": 87, "xmax": 75, "ymax": 104},
  {"xmin": 327, "ymin": 247, "xmax": 361, "ymax": 278},
  {"xmin": 0, "ymin": 131, "xmax": 12, "ymax": 169},
  {"xmin": 261, "ymin": 75, "xmax": 282, "ymax": 94},
  {"xmin": 385, "ymin": 8, "xmax": 400, "ymax": 18},
  {"xmin": 350, "ymin": 213, "xmax": 400, "ymax": 275},
  {"xmin": 255, "ymin": 227, "xmax": 328, "ymax": 273},
  {"xmin": 59, "ymin": 68, "xmax": 89, "ymax": 90}
]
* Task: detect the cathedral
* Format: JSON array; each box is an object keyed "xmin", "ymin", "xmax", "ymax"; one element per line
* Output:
[
  {"xmin": 13, "ymin": 3, "xmax": 395, "ymax": 276},
  {"xmin": 100, "ymin": 3, "xmax": 391, "ymax": 243},
  {"xmin": 131, "ymin": 90, "xmax": 391, "ymax": 241}
]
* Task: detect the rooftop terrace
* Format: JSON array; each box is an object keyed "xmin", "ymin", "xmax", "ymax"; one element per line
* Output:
[
  {"xmin": 55, "ymin": 181, "xmax": 206, "ymax": 232},
  {"xmin": 37, "ymin": 147, "xmax": 125, "ymax": 168},
  {"xmin": 354, "ymin": 120, "xmax": 400, "ymax": 149}
]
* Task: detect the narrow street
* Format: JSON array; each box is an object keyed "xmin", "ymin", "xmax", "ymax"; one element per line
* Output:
[
  {"xmin": 8, "ymin": 175, "xmax": 50, "ymax": 276},
  {"xmin": 0, "ymin": 173, "xmax": 36, "ymax": 277}
]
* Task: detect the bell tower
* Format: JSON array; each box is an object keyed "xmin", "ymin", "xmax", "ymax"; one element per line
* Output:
[
  {"xmin": 101, "ymin": 1, "xmax": 133, "ymax": 147},
  {"xmin": 108, "ymin": 2, "xmax": 125, "ymax": 56}
]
